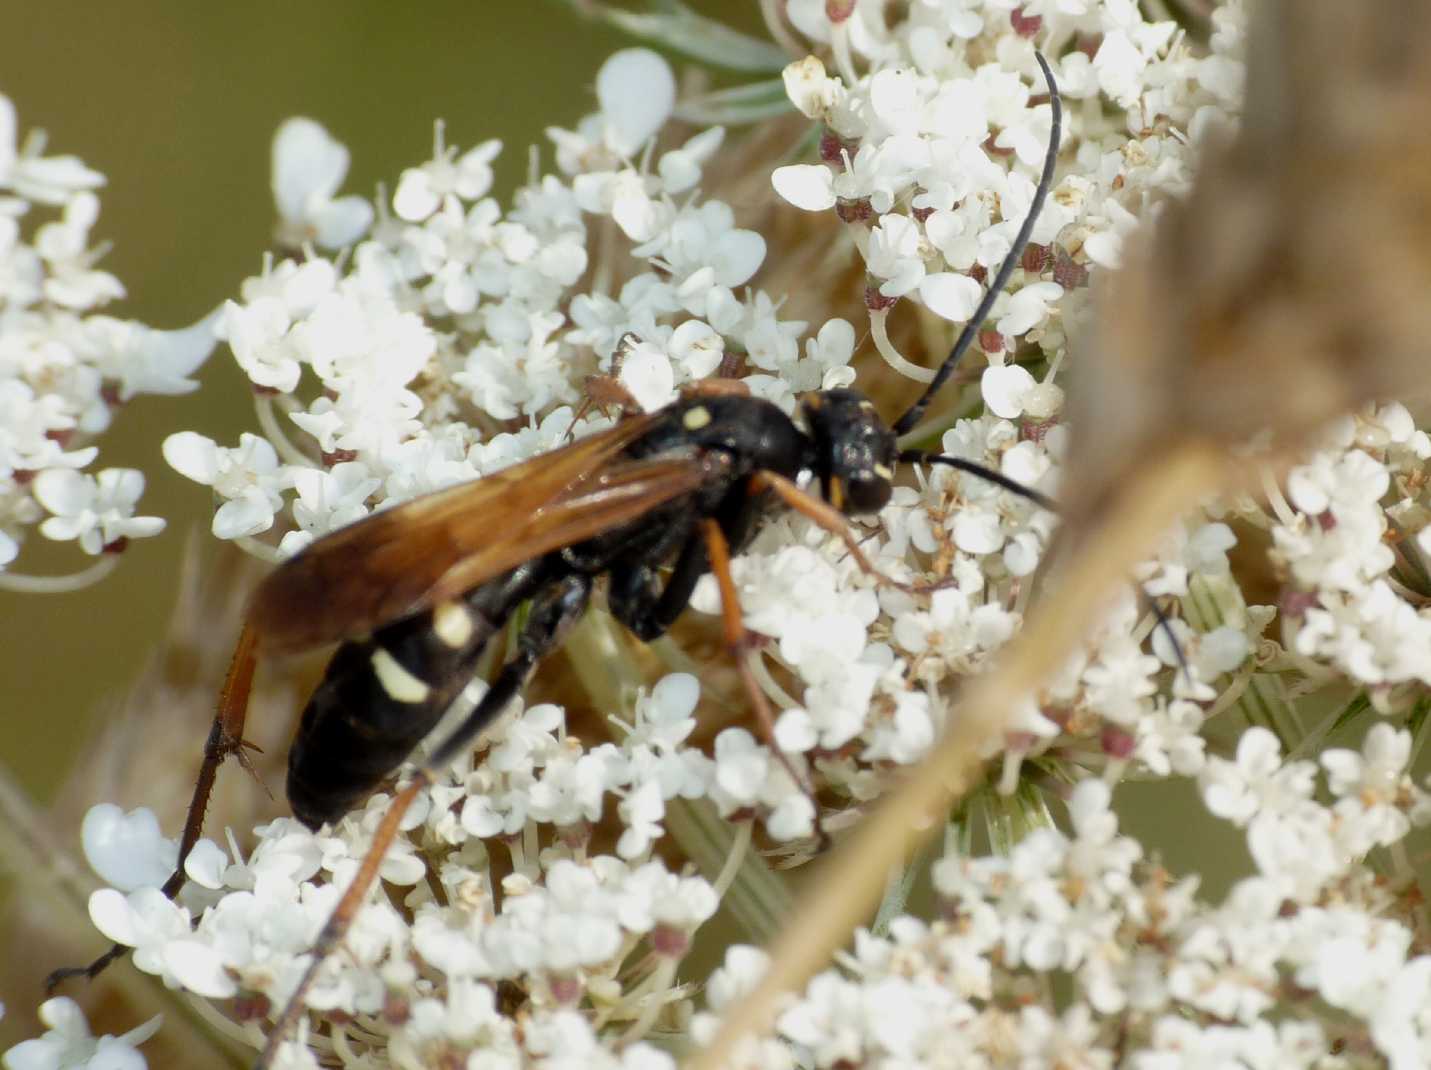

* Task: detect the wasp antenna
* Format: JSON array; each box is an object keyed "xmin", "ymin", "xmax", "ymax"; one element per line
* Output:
[
  {"xmin": 898, "ymin": 449, "xmax": 1058, "ymax": 511},
  {"xmin": 893, "ymin": 51, "xmax": 1062, "ymax": 438}
]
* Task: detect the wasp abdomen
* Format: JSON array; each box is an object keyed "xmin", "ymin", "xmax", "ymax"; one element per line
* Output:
[{"xmin": 286, "ymin": 561, "xmax": 549, "ymax": 829}]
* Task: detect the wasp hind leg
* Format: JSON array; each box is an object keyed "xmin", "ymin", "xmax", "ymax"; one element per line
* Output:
[
  {"xmin": 256, "ymin": 572, "xmax": 592, "ymax": 1069},
  {"xmin": 45, "ymin": 623, "xmax": 265, "ymax": 992}
]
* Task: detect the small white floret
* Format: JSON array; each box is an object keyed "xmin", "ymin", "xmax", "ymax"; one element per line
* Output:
[
  {"xmin": 271, "ymin": 117, "xmax": 373, "ymax": 249},
  {"xmin": 597, "ymin": 49, "xmax": 676, "ymax": 156},
  {"xmin": 81, "ymin": 804, "xmax": 177, "ymax": 892},
  {"xmin": 981, "ymin": 363, "xmax": 1037, "ymax": 419}
]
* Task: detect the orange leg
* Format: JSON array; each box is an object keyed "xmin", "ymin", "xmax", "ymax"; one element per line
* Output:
[
  {"xmin": 700, "ymin": 518, "xmax": 827, "ymax": 849},
  {"xmin": 746, "ymin": 471, "xmax": 924, "ymax": 592},
  {"xmin": 46, "ymin": 624, "xmax": 265, "ymax": 991},
  {"xmin": 255, "ymin": 776, "xmax": 427, "ymax": 1069}
]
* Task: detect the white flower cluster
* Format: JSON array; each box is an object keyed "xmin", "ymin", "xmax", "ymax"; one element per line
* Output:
[
  {"xmin": 770, "ymin": 0, "xmax": 1243, "ymax": 417},
  {"xmin": 0, "ymin": 97, "xmax": 216, "ymax": 578},
  {"xmin": 1, "ymin": 997, "xmax": 158, "ymax": 1070},
  {"xmin": 700, "ymin": 749, "xmax": 1431, "ymax": 1069},
  {"xmin": 1264, "ymin": 403, "xmax": 1431, "ymax": 695},
  {"xmin": 10, "ymin": 1, "xmax": 1431, "ymax": 1069},
  {"xmin": 156, "ymin": 0, "xmax": 1259, "ymax": 851}
]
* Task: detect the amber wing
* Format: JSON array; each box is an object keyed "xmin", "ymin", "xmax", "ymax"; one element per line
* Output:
[{"xmin": 249, "ymin": 415, "xmax": 707, "ymax": 654}]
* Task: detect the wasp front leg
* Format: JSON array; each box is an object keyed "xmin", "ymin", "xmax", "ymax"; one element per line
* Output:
[{"xmin": 695, "ymin": 518, "xmax": 828, "ymax": 849}]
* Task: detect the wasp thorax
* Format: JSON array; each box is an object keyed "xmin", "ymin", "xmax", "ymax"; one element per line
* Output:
[{"xmin": 800, "ymin": 389, "xmax": 898, "ymax": 515}]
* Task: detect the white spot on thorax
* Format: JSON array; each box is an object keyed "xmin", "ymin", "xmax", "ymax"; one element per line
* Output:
[{"xmin": 432, "ymin": 600, "xmax": 474, "ymax": 648}]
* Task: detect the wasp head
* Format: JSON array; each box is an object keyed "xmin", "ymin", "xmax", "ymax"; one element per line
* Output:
[{"xmin": 800, "ymin": 389, "xmax": 897, "ymax": 514}]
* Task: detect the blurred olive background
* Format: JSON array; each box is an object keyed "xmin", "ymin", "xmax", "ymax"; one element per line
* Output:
[{"xmin": 0, "ymin": 0, "xmax": 660, "ymax": 1049}]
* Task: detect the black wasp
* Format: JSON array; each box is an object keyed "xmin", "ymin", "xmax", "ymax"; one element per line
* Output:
[{"xmin": 59, "ymin": 52, "xmax": 1062, "ymax": 1067}]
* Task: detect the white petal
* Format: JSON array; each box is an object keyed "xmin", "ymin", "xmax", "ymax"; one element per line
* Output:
[
  {"xmin": 392, "ymin": 168, "xmax": 438, "ymax": 222},
  {"xmin": 379, "ymin": 849, "xmax": 426, "ymax": 885},
  {"xmin": 713, "ymin": 229, "xmax": 765, "ymax": 287},
  {"xmin": 1000, "ymin": 441, "xmax": 1045, "ymax": 485},
  {"xmin": 996, "ymin": 282, "xmax": 1063, "ymax": 337},
  {"xmin": 98, "ymin": 467, "xmax": 146, "ymax": 509},
  {"xmin": 658, "ymin": 150, "xmax": 701, "ymax": 193},
  {"xmin": 272, "ymin": 117, "xmax": 349, "ymax": 219},
  {"xmin": 981, "ymin": 364, "xmax": 1036, "ymax": 418},
  {"xmin": 1082, "ymin": 229, "xmax": 1123, "ymax": 269},
  {"xmin": 782, "ymin": 55, "xmax": 835, "ymax": 117},
  {"xmin": 90, "ymin": 1036, "xmax": 150, "ymax": 1070},
  {"xmin": 162, "ymin": 432, "xmax": 222, "ymax": 485},
  {"xmin": 132, "ymin": 311, "xmax": 220, "ymax": 397},
  {"xmin": 278, "ymin": 529, "xmax": 314, "ymax": 557},
  {"xmin": 813, "ymin": 318, "xmax": 855, "ymax": 364},
  {"xmin": 612, "ymin": 189, "xmax": 662, "ymax": 243},
  {"xmin": 766, "ymin": 792, "xmax": 815, "ymax": 841},
  {"xmin": 669, "ymin": 320, "xmax": 724, "ymax": 378},
  {"xmin": 652, "ymin": 673, "xmax": 700, "ymax": 718},
  {"xmin": 774, "ymin": 709, "xmax": 817, "ymax": 753},
  {"xmin": 82, "ymin": 804, "xmax": 176, "ymax": 891},
  {"xmin": 1004, "ymin": 532, "xmax": 1042, "ymax": 576},
  {"xmin": 620, "ymin": 349, "xmax": 676, "ymax": 412},
  {"xmin": 952, "ymin": 511, "xmax": 1004, "ymax": 555},
  {"xmin": 1200, "ymin": 627, "xmax": 1249, "ymax": 675},
  {"xmin": 1286, "ymin": 467, "xmax": 1329, "ymax": 515},
  {"xmin": 164, "ymin": 940, "xmax": 238, "ymax": 998},
  {"xmin": 918, "ymin": 272, "xmax": 981, "ymax": 322},
  {"xmin": 771, "ymin": 165, "xmax": 835, "ymax": 211},
  {"xmin": 39, "ymin": 516, "xmax": 88, "ymax": 542},
  {"xmin": 213, "ymin": 494, "xmax": 275, "ymax": 539},
  {"xmin": 88, "ymin": 888, "xmax": 140, "ymax": 946},
  {"xmin": 183, "ymin": 839, "xmax": 229, "ymax": 890},
  {"xmin": 598, "ymin": 49, "xmax": 675, "ymax": 156},
  {"xmin": 32, "ymin": 469, "xmax": 92, "ymax": 516},
  {"xmin": 310, "ymin": 195, "xmax": 373, "ymax": 248},
  {"xmin": 869, "ymin": 69, "xmax": 922, "ymax": 134},
  {"xmin": 37, "ymin": 994, "xmax": 89, "ymax": 1035}
]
